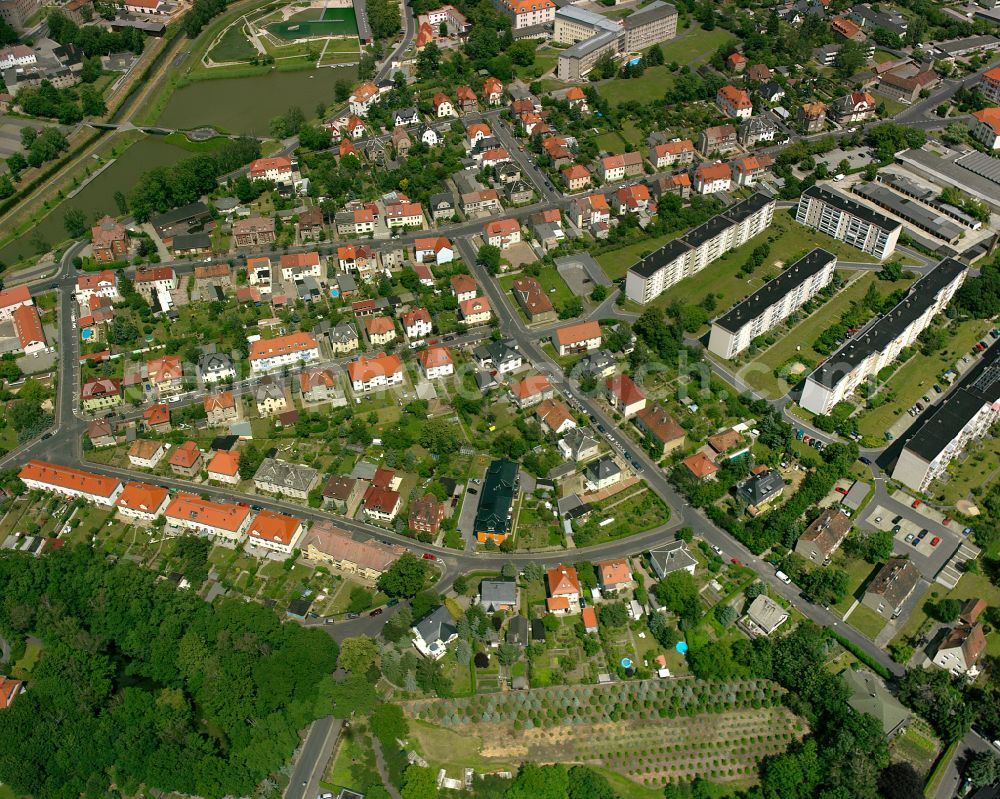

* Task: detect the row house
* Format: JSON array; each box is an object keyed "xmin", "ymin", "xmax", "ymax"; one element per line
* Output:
[
  {"xmin": 279, "ymin": 251, "xmax": 321, "ymax": 281},
  {"xmin": 385, "ymin": 202, "xmax": 425, "ymax": 230},
  {"xmin": 247, "ymin": 510, "xmax": 304, "ymax": 556},
  {"xmin": 248, "ymin": 332, "xmax": 320, "ymax": 373},
  {"xmin": 336, "ymin": 207, "xmax": 377, "ymax": 236},
  {"xmin": 115, "ymin": 482, "xmax": 169, "ymax": 523},
  {"xmin": 19, "ymin": 460, "xmax": 122, "ymax": 507},
  {"xmin": 164, "ymin": 492, "xmax": 253, "ymax": 542}
]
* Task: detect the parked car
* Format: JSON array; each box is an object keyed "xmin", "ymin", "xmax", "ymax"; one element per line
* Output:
[
  {"xmin": 859, "ymin": 456, "xmax": 872, "ymax": 465},
  {"xmin": 835, "ymin": 486, "xmax": 848, "ymax": 495},
  {"xmin": 731, "ymin": 558, "xmax": 742, "ymax": 566},
  {"xmin": 904, "ymin": 533, "xmax": 914, "ymax": 543},
  {"xmin": 943, "ymin": 516, "xmax": 952, "ymax": 525},
  {"xmin": 911, "ymin": 499, "xmax": 921, "ymax": 508},
  {"xmin": 931, "ymin": 536, "xmax": 941, "ymax": 547},
  {"xmin": 892, "ymin": 525, "xmax": 902, "ymax": 534},
  {"xmin": 369, "ymin": 608, "xmax": 383, "ymax": 616},
  {"xmin": 422, "ymin": 553, "xmax": 437, "ymax": 561},
  {"xmin": 346, "ymin": 612, "xmax": 360, "ymax": 619},
  {"xmin": 917, "ymin": 529, "xmax": 929, "ymax": 540}
]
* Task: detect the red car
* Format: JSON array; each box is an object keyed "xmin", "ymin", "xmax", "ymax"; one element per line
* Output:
[
  {"xmin": 835, "ymin": 487, "xmax": 848, "ymax": 495},
  {"xmin": 943, "ymin": 516, "xmax": 952, "ymax": 526},
  {"xmin": 731, "ymin": 558, "xmax": 742, "ymax": 566},
  {"xmin": 930, "ymin": 537, "xmax": 941, "ymax": 547},
  {"xmin": 422, "ymin": 553, "xmax": 437, "ymax": 561},
  {"xmin": 911, "ymin": 499, "xmax": 921, "ymax": 508},
  {"xmin": 803, "ymin": 435, "xmax": 811, "ymax": 443}
]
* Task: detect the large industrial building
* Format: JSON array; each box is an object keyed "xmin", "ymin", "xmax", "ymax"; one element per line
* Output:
[
  {"xmin": 625, "ymin": 193, "xmax": 775, "ymax": 305},
  {"xmin": 799, "ymin": 258, "xmax": 967, "ymax": 415}
]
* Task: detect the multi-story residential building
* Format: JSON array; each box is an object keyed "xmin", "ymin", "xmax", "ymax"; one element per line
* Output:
[
  {"xmin": 91, "ymin": 216, "xmax": 129, "ymax": 263},
  {"xmin": 509, "ymin": 374, "xmax": 553, "ymax": 408},
  {"xmin": 206, "ymin": 449, "xmax": 241, "ymax": 484},
  {"xmin": 634, "ymin": 404, "xmax": 686, "ymax": 453},
  {"xmin": 403, "ymin": 307, "xmax": 433, "ymax": 341},
  {"xmin": 365, "ymin": 315, "xmax": 397, "ymax": 347},
  {"xmin": 512, "ymin": 276, "xmax": 556, "ymax": 322},
  {"xmin": 253, "ymin": 457, "xmax": 320, "ymax": 499},
  {"xmin": 483, "ymin": 76, "xmax": 504, "ymax": 105},
  {"xmin": 563, "ymin": 164, "xmax": 592, "ymax": 191},
  {"xmin": 147, "ymin": 354, "xmax": 184, "ymax": 396},
  {"xmin": 475, "ymin": 339, "xmax": 522, "ymax": 375},
  {"xmin": 133, "ymin": 266, "xmax": 177, "ymax": 301},
  {"xmin": 536, "ymin": 398, "xmax": 576, "ymax": 435},
  {"xmin": 553, "ymin": 4, "xmax": 619, "ymax": 43},
  {"xmin": 385, "ymin": 202, "xmax": 425, "ymax": 230},
  {"xmin": 800, "ymin": 258, "xmax": 967, "ymax": 414},
  {"xmin": 142, "ymin": 403, "xmax": 171, "ymax": 433},
  {"xmin": 198, "ymin": 352, "xmax": 236, "ymax": 385},
  {"xmin": 0, "ymin": 285, "xmax": 32, "ymax": 322},
  {"xmin": 862, "ymin": 558, "xmax": 920, "ymax": 620},
  {"xmin": 164, "ymin": 493, "xmax": 253, "ymax": 542},
  {"xmin": 128, "ymin": 439, "xmax": 166, "ymax": 469},
  {"xmin": 597, "ymin": 152, "xmax": 643, "ymax": 182},
  {"xmin": 299, "ymin": 368, "xmax": 339, "ymax": 403},
  {"xmin": 795, "ymin": 184, "xmax": 901, "ymax": 260},
  {"xmin": 798, "ymin": 101, "xmax": 827, "ymax": 132},
  {"xmin": 546, "ymin": 564, "xmax": 581, "ymax": 614},
  {"xmin": 363, "ymin": 485, "xmax": 402, "ymax": 522},
  {"xmin": 626, "ymin": 193, "xmax": 776, "ymax": 304},
  {"xmin": 249, "ymin": 156, "xmax": 296, "ymax": 183},
  {"xmin": 409, "ymin": 494, "xmax": 445, "ymax": 534},
  {"xmin": 572, "ymin": 193, "xmax": 611, "ymax": 230},
  {"xmin": 432, "ymin": 92, "xmax": 454, "ymax": 117},
  {"xmin": 553, "ymin": 320, "xmax": 602, "ymax": 356},
  {"xmin": 650, "ymin": 138, "xmax": 695, "ymax": 169},
  {"xmin": 892, "ymin": 340, "xmax": 1000, "ymax": 492},
  {"xmin": 622, "ymin": 0, "xmax": 677, "ymax": 48},
  {"xmin": 795, "ymin": 508, "xmax": 852, "ymax": 563},
  {"xmin": 418, "ymin": 345, "xmax": 454, "ymax": 380},
  {"xmin": 301, "ymin": 521, "xmax": 404, "ymax": 578},
  {"xmin": 336, "ymin": 208, "xmax": 377, "ymax": 237},
  {"xmin": 708, "ymin": 249, "xmax": 837, "ymax": 359},
  {"xmin": 607, "ymin": 374, "xmax": 646, "ymax": 417},
  {"xmin": 204, "ymin": 391, "xmax": 237, "ymax": 425},
  {"xmin": 717, "ymin": 85, "xmax": 753, "ymax": 119},
  {"xmin": 414, "ymin": 236, "xmax": 454, "ymax": 265},
  {"xmin": 349, "ymin": 81, "xmax": 380, "ymax": 116},
  {"xmin": 232, "ymin": 216, "xmax": 276, "ymax": 248},
  {"xmin": 459, "ymin": 296, "xmax": 492, "ymax": 324},
  {"xmin": 879, "ymin": 64, "xmax": 939, "ymax": 104},
  {"xmin": 82, "ymin": 377, "xmax": 122, "ymax": 411},
  {"xmin": 474, "ymin": 458, "xmax": 518, "ymax": 544},
  {"xmin": 255, "ymin": 381, "xmax": 288, "ymax": 417},
  {"xmin": 496, "ymin": 0, "xmax": 555, "ymax": 30},
  {"xmin": 115, "ymin": 481, "xmax": 169, "ymax": 523},
  {"xmin": 831, "ymin": 91, "xmax": 877, "ymax": 123},
  {"xmin": 247, "ymin": 510, "xmax": 304, "ymax": 556},
  {"xmin": 738, "ymin": 116, "xmax": 777, "ymax": 147},
  {"xmin": 970, "ymin": 108, "xmax": 1000, "ymax": 149},
  {"xmin": 19, "ymin": 460, "xmax": 122, "ymax": 506},
  {"xmin": 347, "ymin": 353, "xmax": 404, "ymax": 393},
  {"xmin": 279, "ymin": 251, "xmax": 321, "ymax": 281},
  {"xmin": 730, "ymin": 155, "xmax": 771, "ymax": 188},
  {"xmin": 982, "ymin": 66, "xmax": 1000, "ymax": 104},
  {"xmin": 168, "ymin": 440, "xmax": 203, "ymax": 478},
  {"xmin": 75, "ymin": 269, "xmax": 119, "ymax": 305},
  {"xmin": 694, "ymin": 162, "xmax": 732, "ymax": 195},
  {"xmin": 484, "ymin": 218, "xmax": 521, "ymax": 249},
  {"xmin": 698, "ymin": 123, "xmax": 739, "ymax": 155},
  {"xmin": 248, "ymin": 332, "xmax": 320, "ymax": 373}
]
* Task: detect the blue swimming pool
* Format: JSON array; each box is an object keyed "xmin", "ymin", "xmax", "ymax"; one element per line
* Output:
[{"xmin": 81, "ymin": 329, "xmax": 92, "ymax": 340}]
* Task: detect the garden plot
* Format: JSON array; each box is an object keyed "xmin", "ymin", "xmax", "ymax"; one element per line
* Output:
[{"xmin": 403, "ymin": 679, "xmax": 805, "ymax": 788}]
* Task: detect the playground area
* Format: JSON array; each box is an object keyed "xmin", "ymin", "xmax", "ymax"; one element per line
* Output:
[{"xmin": 206, "ymin": 0, "xmax": 362, "ymax": 68}]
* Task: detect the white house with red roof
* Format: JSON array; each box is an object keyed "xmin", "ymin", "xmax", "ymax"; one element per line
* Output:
[
  {"xmin": 19, "ymin": 460, "xmax": 123, "ymax": 506},
  {"xmin": 75, "ymin": 270, "xmax": 120, "ymax": 305},
  {"xmin": 12, "ymin": 304, "xmax": 46, "ymax": 355},
  {"xmin": 0, "ymin": 286, "xmax": 32, "ymax": 322},
  {"xmin": 497, "ymin": 0, "xmax": 555, "ymax": 29},
  {"xmin": 433, "ymin": 92, "xmax": 454, "ymax": 117},
  {"xmin": 279, "ymin": 251, "xmax": 321, "ymax": 280},
  {"xmin": 248, "ymin": 509, "xmax": 304, "ymax": 555},
  {"xmin": 483, "ymin": 76, "xmax": 504, "ymax": 105},
  {"xmin": 484, "ymin": 218, "xmax": 521, "ymax": 249},
  {"xmin": 717, "ymin": 85, "xmax": 753, "ymax": 119},
  {"xmin": 250, "ymin": 156, "xmax": 295, "ymax": 183},
  {"xmin": 414, "ymin": 236, "xmax": 454, "ymax": 265},
  {"xmin": 403, "ymin": 307, "xmax": 433, "ymax": 341},
  {"xmin": 971, "ymin": 108, "xmax": 1000, "ymax": 150},
  {"xmin": 419, "ymin": 345, "xmax": 454, "ymax": 379},
  {"xmin": 349, "ymin": 81, "xmax": 381, "ymax": 116}
]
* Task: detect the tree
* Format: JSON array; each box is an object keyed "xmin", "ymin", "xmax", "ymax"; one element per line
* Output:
[
  {"xmin": 714, "ymin": 604, "xmax": 738, "ymax": 627},
  {"xmin": 401, "ymin": 765, "xmax": 437, "ymax": 799},
  {"xmin": 567, "ymin": 766, "xmax": 616, "ymax": 799},
  {"xmin": 656, "ymin": 571, "xmax": 700, "ymax": 622},
  {"xmin": 599, "ymin": 601, "xmax": 627, "ymax": 628},
  {"xmin": 966, "ymin": 751, "xmax": 1000, "ymax": 789},
  {"xmin": 877, "ymin": 762, "xmax": 923, "ymax": 799},
  {"xmin": 508, "ymin": 764, "xmax": 568, "ymax": 799},
  {"xmin": 64, "ymin": 207, "xmax": 88, "ymax": 238},
  {"xmin": 377, "ymin": 553, "xmax": 429, "ymax": 598},
  {"xmin": 931, "ymin": 598, "xmax": 961, "ymax": 623},
  {"xmin": 501, "ymin": 562, "xmax": 518, "ymax": 579},
  {"xmin": 497, "ymin": 642, "xmax": 521, "ymax": 665},
  {"xmin": 477, "ymin": 244, "xmax": 502, "ymax": 274},
  {"xmin": 338, "ymin": 636, "xmax": 380, "ymax": 674},
  {"xmin": 524, "ymin": 562, "xmax": 543, "ymax": 584}
]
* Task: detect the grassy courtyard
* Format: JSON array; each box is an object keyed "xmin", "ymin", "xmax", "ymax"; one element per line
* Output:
[{"xmin": 209, "ymin": 24, "xmax": 259, "ymax": 62}]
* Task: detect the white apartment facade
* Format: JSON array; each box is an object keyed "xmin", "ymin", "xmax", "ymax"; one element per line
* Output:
[{"xmin": 795, "ymin": 184, "xmax": 901, "ymax": 261}]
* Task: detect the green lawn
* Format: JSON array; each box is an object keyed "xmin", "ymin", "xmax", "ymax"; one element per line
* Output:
[
  {"xmin": 596, "ymin": 232, "xmax": 677, "ymax": 280},
  {"xmin": 596, "ymin": 65, "xmax": 675, "ymax": 106},
  {"xmin": 209, "ymin": 24, "xmax": 258, "ymax": 62},
  {"xmin": 855, "ymin": 319, "xmax": 991, "ymax": 437},
  {"xmin": 892, "ymin": 570, "xmax": 1000, "ymax": 652},
  {"xmin": 846, "ymin": 603, "xmax": 887, "ymax": 640},
  {"xmin": 873, "ymin": 49, "xmax": 897, "ymax": 64},
  {"xmin": 11, "ymin": 639, "xmax": 42, "ymax": 680},
  {"xmin": 935, "ymin": 439, "xmax": 1000, "ymax": 506},
  {"xmin": 872, "ymin": 91, "xmax": 907, "ymax": 118},
  {"xmin": 744, "ymin": 271, "xmax": 884, "ymax": 399},
  {"xmin": 658, "ymin": 27, "xmax": 736, "ymax": 65},
  {"xmin": 830, "ymin": 554, "xmax": 879, "ymax": 616}
]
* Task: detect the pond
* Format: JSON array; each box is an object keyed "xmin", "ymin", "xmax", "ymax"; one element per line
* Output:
[
  {"xmin": 0, "ymin": 135, "xmax": 190, "ymax": 267},
  {"xmin": 157, "ymin": 66, "xmax": 357, "ymax": 135}
]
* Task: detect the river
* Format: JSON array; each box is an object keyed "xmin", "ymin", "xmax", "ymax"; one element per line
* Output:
[
  {"xmin": 157, "ymin": 66, "xmax": 357, "ymax": 135},
  {"xmin": 0, "ymin": 136, "xmax": 190, "ymax": 268}
]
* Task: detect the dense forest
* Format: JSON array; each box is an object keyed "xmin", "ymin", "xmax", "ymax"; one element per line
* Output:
[{"xmin": 0, "ymin": 545, "xmax": 339, "ymax": 798}]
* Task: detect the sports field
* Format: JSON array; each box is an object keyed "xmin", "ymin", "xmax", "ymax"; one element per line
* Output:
[{"xmin": 268, "ymin": 7, "xmax": 358, "ymax": 39}]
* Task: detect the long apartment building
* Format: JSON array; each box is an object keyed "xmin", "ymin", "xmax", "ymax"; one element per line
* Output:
[
  {"xmin": 799, "ymin": 258, "xmax": 967, "ymax": 415},
  {"xmin": 626, "ymin": 193, "xmax": 775, "ymax": 305},
  {"xmin": 248, "ymin": 332, "xmax": 320, "ymax": 374},
  {"xmin": 556, "ymin": 1, "xmax": 677, "ymax": 82},
  {"xmin": 795, "ymin": 184, "xmax": 902, "ymax": 261},
  {"xmin": 708, "ymin": 249, "xmax": 837, "ymax": 359},
  {"xmin": 18, "ymin": 461, "xmax": 123, "ymax": 506},
  {"xmin": 892, "ymin": 339, "xmax": 1000, "ymax": 492}
]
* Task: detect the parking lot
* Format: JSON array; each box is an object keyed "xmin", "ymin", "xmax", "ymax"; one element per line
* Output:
[{"xmin": 864, "ymin": 501, "xmax": 963, "ymax": 580}]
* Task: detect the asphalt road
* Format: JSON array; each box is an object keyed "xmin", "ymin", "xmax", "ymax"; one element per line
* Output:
[{"xmin": 285, "ymin": 717, "xmax": 342, "ymax": 799}]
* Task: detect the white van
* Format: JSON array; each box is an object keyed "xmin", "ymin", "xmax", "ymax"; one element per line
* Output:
[{"xmin": 775, "ymin": 570, "xmax": 792, "ymax": 585}]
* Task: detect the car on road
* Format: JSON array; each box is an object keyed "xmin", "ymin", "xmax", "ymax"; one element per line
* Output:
[
  {"xmin": 859, "ymin": 456, "xmax": 871, "ymax": 465},
  {"xmin": 711, "ymin": 545, "xmax": 723, "ymax": 555},
  {"xmin": 911, "ymin": 499, "xmax": 921, "ymax": 508},
  {"xmin": 346, "ymin": 612, "xmax": 360, "ymax": 619},
  {"xmin": 422, "ymin": 553, "xmax": 437, "ymax": 560},
  {"xmin": 369, "ymin": 608, "xmax": 383, "ymax": 616},
  {"xmin": 597, "ymin": 424, "xmax": 606, "ymax": 433},
  {"xmin": 325, "ymin": 618, "xmax": 336, "ymax": 624},
  {"xmin": 41, "ymin": 432, "xmax": 51, "ymax": 440},
  {"xmin": 731, "ymin": 558, "xmax": 742, "ymax": 566},
  {"xmin": 931, "ymin": 536, "xmax": 941, "ymax": 547}
]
